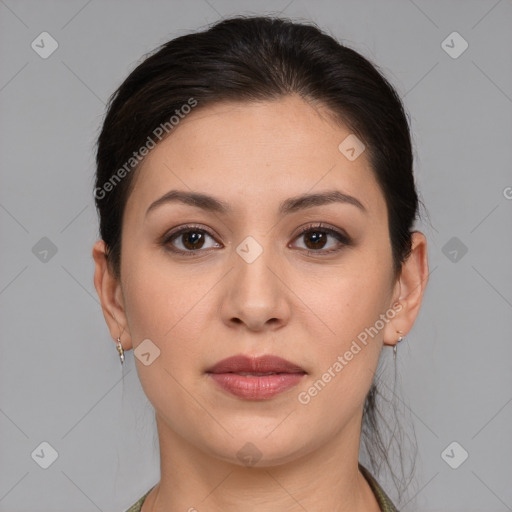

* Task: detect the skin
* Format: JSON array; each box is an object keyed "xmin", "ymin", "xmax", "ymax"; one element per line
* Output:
[{"xmin": 93, "ymin": 94, "xmax": 428, "ymax": 512}]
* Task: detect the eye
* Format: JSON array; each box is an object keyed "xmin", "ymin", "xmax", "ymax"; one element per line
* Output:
[
  {"xmin": 161, "ymin": 224, "xmax": 221, "ymax": 255},
  {"xmin": 291, "ymin": 223, "xmax": 351, "ymax": 254},
  {"xmin": 160, "ymin": 222, "xmax": 351, "ymax": 257}
]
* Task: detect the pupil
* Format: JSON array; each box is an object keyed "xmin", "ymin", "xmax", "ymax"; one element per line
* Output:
[
  {"xmin": 184, "ymin": 232, "xmax": 204, "ymax": 249},
  {"xmin": 306, "ymin": 231, "xmax": 325, "ymax": 249}
]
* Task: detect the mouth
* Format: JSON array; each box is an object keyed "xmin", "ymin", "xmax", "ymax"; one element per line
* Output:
[
  {"xmin": 206, "ymin": 354, "xmax": 307, "ymax": 375},
  {"xmin": 205, "ymin": 354, "xmax": 307, "ymax": 400},
  {"xmin": 231, "ymin": 371, "xmax": 288, "ymax": 376}
]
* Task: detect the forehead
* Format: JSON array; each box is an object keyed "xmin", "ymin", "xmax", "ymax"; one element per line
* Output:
[{"xmin": 124, "ymin": 95, "xmax": 386, "ymax": 221}]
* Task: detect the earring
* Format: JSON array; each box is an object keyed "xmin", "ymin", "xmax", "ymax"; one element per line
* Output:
[
  {"xmin": 116, "ymin": 337, "xmax": 125, "ymax": 365},
  {"xmin": 393, "ymin": 330, "xmax": 404, "ymax": 361}
]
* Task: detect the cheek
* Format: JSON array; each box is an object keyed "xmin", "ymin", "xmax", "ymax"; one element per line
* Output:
[
  {"xmin": 123, "ymin": 270, "xmax": 192, "ymax": 343},
  {"xmin": 120, "ymin": 240, "xmax": 181, "ymax": 335},
  {"xmin": 295, "ymin": 250, "xmax": 393, "ymax": 403},
  {"xmin": 295, "ymin": 277, "xmax": 390, "ymax": 431},
  {"xmin": 307, "ymin": 277, "xmax": 388, "ymax": 383},
  {"xmin": 303, "ymin": 251, "xmax": 393, "ymax": 345},
  {"xmin": 120, "ymin": 260, "xmax": 210, "ymax": 420},
  {"xmin": 121, "ymin": 250, "xmax": 216, "ymax": 366}
]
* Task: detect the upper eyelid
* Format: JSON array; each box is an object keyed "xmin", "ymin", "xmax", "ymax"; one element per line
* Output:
[
  {"xmin": 164, "ymin": 224, "xmax": 217, "ymax": 240},
  {"xmin": 165, "ymin": 223, "xmax": 346, "ymax": 237},
  {"xmin": 294, "ymin": 222, "xmax": 348, "ymax": 237}
]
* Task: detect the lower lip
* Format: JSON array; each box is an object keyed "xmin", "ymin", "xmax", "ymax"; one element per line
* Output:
[{"xmin": 207, "ymin": 372, "xmax": 306, "ymax": 399}]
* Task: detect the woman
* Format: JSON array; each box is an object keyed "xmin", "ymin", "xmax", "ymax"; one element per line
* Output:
[{"xmin": 92, "ymin": 15, "xmax": 428, "ymax": 512}]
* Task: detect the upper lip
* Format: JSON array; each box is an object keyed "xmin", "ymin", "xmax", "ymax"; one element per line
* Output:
[{"xmin": 206, "ymin": 355, "xmax": 307, "ymax": 374}]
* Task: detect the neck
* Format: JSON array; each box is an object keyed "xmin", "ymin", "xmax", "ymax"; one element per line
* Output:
[{"xmin": 142, "ymin": 412, "xmax": 380, "ymax": 512}]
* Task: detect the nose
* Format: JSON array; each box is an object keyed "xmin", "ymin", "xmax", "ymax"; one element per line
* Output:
[{"xmin": 220, "ymin": 241, "xmax": 291, "ymax": 332}]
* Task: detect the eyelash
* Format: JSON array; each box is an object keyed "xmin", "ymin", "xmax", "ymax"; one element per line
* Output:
[{"xmin": 160, "ymin": 222, "xmax": 351, "ymax": 257}]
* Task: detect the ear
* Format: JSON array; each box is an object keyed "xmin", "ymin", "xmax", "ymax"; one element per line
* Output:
[
  {"xmin": 92, "ymin": 239, "xmax": 133, "ymax": 351},
  {"xmin": 383, "ymin": 231, "xmax": 429, "ymax": 347}
]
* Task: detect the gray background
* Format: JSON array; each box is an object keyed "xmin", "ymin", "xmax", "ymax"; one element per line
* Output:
[{"xmin": 1, "ymin": 0, "xmax": 511, "ymax": 511}]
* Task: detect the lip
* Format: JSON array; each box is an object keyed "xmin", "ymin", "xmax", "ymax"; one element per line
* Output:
[{"xmin": 206, "ymin": 354, "xmax": 307, "ymax": 400}]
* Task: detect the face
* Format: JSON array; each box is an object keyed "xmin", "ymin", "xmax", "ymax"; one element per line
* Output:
[{"xmin": 108, "ymin": 95, "xmax": 405, "ymax": 465}]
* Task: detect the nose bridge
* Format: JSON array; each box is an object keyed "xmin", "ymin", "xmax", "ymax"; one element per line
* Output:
[
  {"xmin": 223, "ymin": 232, "xmax": 289, "ymax": 330},
  {"xmin": 235, "ymin": 234, "xmax": 278, "ymax": 302}
]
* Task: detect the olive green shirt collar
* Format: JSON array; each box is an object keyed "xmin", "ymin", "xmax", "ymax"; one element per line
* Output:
[{"xmin": 125, "ymin": 463, "xmax": 398, "ymax": 512}]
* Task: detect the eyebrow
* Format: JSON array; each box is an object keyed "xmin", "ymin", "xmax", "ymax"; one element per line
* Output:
[{"xmin": 145, "ymin": 189, "xmax": 367, "ymax": 217}]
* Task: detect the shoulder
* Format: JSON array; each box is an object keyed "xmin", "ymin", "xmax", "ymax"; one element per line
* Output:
[
  {"xmin": 124, "ymin": 486, "xmax": 155, "ymax": 512},
  {"xmin": 359, "ymin": 462, "xmax": 400, "ymax": 512}
]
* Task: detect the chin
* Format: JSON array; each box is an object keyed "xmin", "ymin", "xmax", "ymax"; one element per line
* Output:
[{"xmin": 204, "ymin": 431, "xmax": 313, "ymax": 469}]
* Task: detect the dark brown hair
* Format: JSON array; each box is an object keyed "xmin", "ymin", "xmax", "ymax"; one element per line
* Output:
[{"xmin": 95, "ymin": 15, "xmax": 420, "ymax": 506}]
